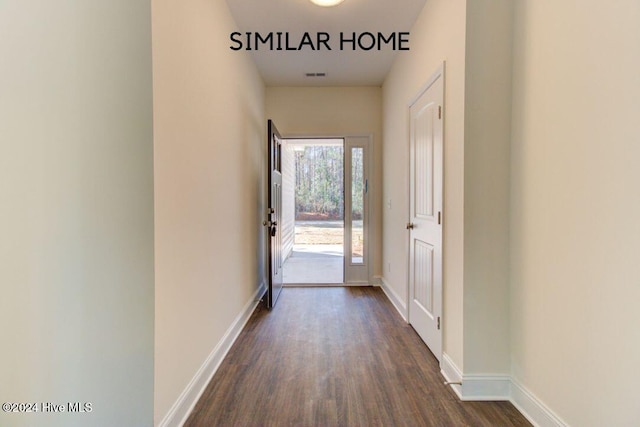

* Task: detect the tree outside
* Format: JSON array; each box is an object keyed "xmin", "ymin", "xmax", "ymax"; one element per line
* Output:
[
  {"xmin": 294, "ymin": 145, "xmax": 363, "ymax": 258},
  {"xmin": 295, "ymin": 145, "xmax": 344, "ymax": 221}
]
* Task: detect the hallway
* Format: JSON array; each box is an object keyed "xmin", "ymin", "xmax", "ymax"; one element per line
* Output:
[
  {"xmin": 5, "ymin": 0, "xmax": 638, "ymax": 425},
  {"xmin": 185, "ymin": 287, "xmax": 530, "ymax": 426}
]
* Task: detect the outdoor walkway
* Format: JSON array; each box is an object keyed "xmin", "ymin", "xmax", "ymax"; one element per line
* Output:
[
  {"xmin": 283, "ymin": 220, "xmax": 345, "ymax": 284},
  {"xmin": 283, "ymin": 244, "xmax": 343, "ymax": 284}
]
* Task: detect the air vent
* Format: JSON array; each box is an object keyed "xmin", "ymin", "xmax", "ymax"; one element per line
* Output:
[{"xmin": 305, "ymin": 72, "xmax": 327, "ymax": 77}]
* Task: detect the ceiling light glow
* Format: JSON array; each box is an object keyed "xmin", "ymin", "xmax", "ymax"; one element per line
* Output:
[{"xmin": 309, "ymin": 0, "xmax": 345, "ymax": 7}]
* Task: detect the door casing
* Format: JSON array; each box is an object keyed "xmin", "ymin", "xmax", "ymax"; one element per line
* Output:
[{"xmin": 278, "ymin": 133, "xmax": 373, "ymax": 286}]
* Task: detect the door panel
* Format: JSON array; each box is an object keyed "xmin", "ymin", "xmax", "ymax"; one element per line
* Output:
[
  {"xmin": 267, "ymin": 120, "xmax": 283, "ymax": 308},
  {"xmin": 409, "ymin": 67, "xmax": 443, "ymax": 360},
  {"xmin": 414, "ymin": 104, "xmax": 435, "ymax": 220},
  {"xmin": 413, "ymin": 240, "xmax": 434, "ymax": 313}
]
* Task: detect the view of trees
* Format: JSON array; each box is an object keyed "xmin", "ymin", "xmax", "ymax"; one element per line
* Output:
[
  {"xmin": 295, "ymin": 146, "xmax": 343, "ymax": 220},
  {"xmin": 295, "ymin": 146, "xmax": 364, "ymax": 221},
  {"xmin": 351, "ymin": 147, "xmax": 364, "ymax": 221}
]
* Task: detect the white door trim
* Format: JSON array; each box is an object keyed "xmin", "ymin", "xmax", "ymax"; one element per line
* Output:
[
  {"xmin": 408, "ymin": 62, "xmax": 445, "ymax": 107},
  {"xmin": 280, "ymin": 132, "xmax": 374, "ymax": 286}
]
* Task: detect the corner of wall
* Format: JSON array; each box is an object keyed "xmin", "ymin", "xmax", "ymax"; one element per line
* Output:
[
  {"xmin": 510, "ymin": 378, "xmax": 569, "ymax": 427},
  {"xmin": 375, "ymin": 276, "xmax": 407, "ymax": 321},
  {"xmin": 440, "ymin": 359, "xmax": 568, "ymax": 427},
  {"xmin": 440, "ymin": 353, "xmax": 463, "ymax": 399},
  {"xmin": 461, "ymin": 0, "xmax": 513, "ymax": 376}
]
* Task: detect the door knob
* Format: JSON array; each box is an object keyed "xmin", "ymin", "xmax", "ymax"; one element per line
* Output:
[{"xmin": 406, "ymin": 223, "xmax": 415, "ymax": 230}]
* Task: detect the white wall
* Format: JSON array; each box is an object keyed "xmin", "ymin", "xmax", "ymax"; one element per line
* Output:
[
  {"xmin": 383, "ymin": 0, "xmax": 514, "ymax": 378},
  {"xmin": 510, "ymin": 1, "xmax": 640, "ymax": 425},
  {"xmin": 462, "ymin": 0, "xmax": 513, "ymax": 375},
  {"xmin": 0, "ymin": 1, "xmax": 155, "ymax": 426},
  {"xmin": 266, "ymin": 87, "xmax": 383, "ymax": 281},
  {"xmin": 152, "ymin": 0, "xmax": 265, "ymax": 424},
  {"xmin": 385, "ymin": 0, "xmax": 640, "ymax": 423},
  {"xmin": 382, "ymin": 0, "xmax": 467, "ymax": 369}
]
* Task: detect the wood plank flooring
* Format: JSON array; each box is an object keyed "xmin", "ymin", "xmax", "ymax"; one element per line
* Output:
[{"xmin": 185, "ymin": 287, "xmax": 530, "ymax": 427}]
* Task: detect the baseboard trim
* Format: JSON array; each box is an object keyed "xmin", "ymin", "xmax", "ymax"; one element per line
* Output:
[
  {"xmin": 510, "ymin": 379, "xmax": 568, "ymax": 427},
  {"xmin": 375, "ymin": 275, "xmax": 407, "ymax": 321},
  {"xmin": 157, "ymin": 281, "xmax": 267, "ymax": 427},
  {"xmin": 440, "ymin": 352, "xmax": 463, "ymax": 399},
  {"xmin": 283, "ymin": 282, "xmax": 371, "ymax": 287},
  {"xmin": 461, "ymin": 374, "xmax": 510, "ymax": 401},
  {"xmin": 159, "ymin": 280, "xmax": 568, "ymax": 427},
  {"xmin": 440, "ymin": 353, "xmax": 567, "ymax": 426}
]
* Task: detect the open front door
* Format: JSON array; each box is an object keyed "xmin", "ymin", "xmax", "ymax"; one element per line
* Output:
[{"xmin": 266, "ymin": 120, "xmax": 284, "ymax": 308}]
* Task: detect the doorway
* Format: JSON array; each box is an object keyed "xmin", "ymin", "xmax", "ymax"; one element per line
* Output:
[
  {"xmin": 282, "ymin": 139, "xmax": 344, "ymax": 285},
  {"xmin": 279, "ymin": 136, "xmax": 370, "ymax": 285}
]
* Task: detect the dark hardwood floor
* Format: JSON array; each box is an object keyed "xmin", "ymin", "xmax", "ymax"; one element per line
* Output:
[{"xmin": 185, "ymin": 287, "xmax": 530, "ymax": 427}]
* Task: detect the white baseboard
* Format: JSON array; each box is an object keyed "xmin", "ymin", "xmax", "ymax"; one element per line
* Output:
[
  {"xmin": 157, "ymin": 281, "xmax": 267, "ymax": 427},
  {"xmin": 283, "ymin": 282, "xmax": 371, "ymax": 287},
  {"xmin": 440, "ymin": 353, "xmax": 567, "ymax": 427},
  {"xmin": 159, "ymin": 279, "xmax": 568, "ymax": 427},
  {"xmin": 440, "ymin": 352, "xmax": 463, "ymax": 399},
  {"xmin": 461, "ymin": 374, "xmax": 510, "ymax": 401},
  {"xmin": 375, "ymin": 275, "xmax": 407, "ymax": 321},
  {"xmin": 510, "ymin": 379, "xmax": 568, "ymax": 427}
]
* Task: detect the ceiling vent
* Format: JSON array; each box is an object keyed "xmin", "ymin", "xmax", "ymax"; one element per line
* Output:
[{"xmin": 305, "ymin": 72, "xmax": 327, "ymax": 77}]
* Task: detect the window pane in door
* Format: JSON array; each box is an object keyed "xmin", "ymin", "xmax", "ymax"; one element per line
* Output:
[{"xmin": 351, "ymin": 147, "xmax": 364, "ymax": 264}]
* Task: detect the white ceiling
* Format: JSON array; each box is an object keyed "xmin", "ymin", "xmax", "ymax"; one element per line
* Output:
[{"xmin": 225, "ymin": 0, "xmax": 428, "ymax": 86}]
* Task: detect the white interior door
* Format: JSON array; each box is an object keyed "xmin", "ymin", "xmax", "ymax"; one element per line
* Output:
[{"xmin": 408, "ymin": 67, "xmax": 444, "ymax": 360}]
